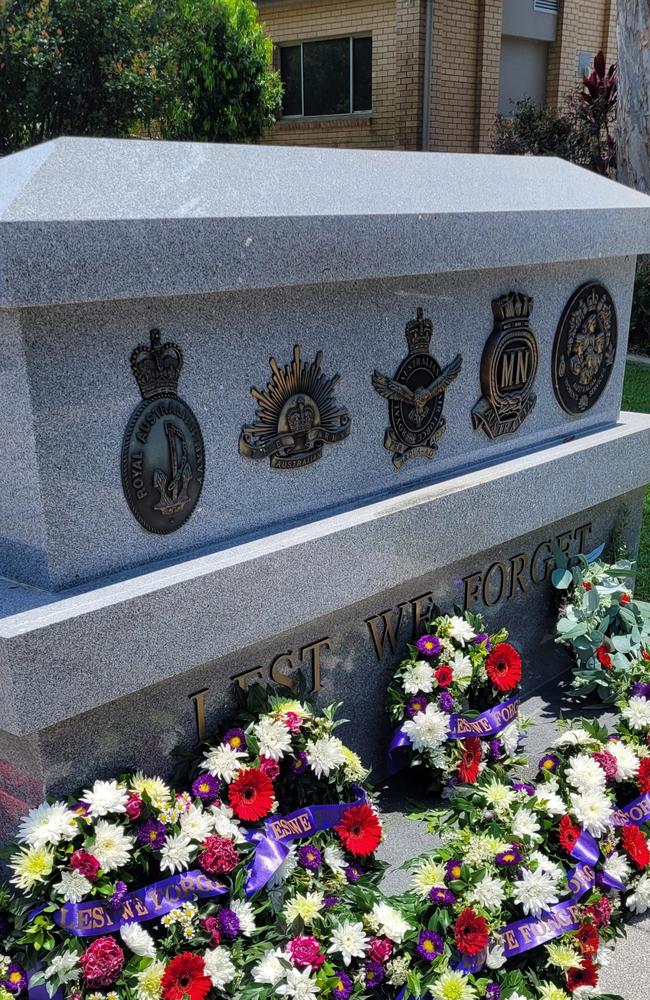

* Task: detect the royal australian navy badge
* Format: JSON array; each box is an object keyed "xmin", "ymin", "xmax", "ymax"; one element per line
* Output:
[
  {"xmin": 121, "ymin": 329, "xmax": 205, "ymax": 533},
  {"xmin": 372, "ymin": 307, "xmax": 462, "ymax": 469}
]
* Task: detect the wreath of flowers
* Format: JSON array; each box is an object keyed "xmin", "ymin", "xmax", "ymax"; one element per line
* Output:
[{"xmin": 386, "ymin": 611, "xmax": 526, "ymax": 791}]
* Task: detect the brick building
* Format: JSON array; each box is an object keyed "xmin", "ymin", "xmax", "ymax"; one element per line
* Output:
[{"xmin": 256, "ymin": 0, "xmax": 617, "ymax": 152}]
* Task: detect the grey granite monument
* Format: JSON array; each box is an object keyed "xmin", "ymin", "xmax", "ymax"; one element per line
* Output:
[{"xmin": 1, "ymin": 138, "xmax": 650, "ymax": 835}]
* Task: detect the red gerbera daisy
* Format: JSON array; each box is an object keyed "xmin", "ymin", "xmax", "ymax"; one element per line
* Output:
[
  {"xmin": 434, "ymin": 665, "xmax": 453, "ymax": 688},
  {"xmin": 638, "ymin": 758, "xmax": 650, "ymax": 793},
  {"xmin": 453, "ymin": 907, "xmax": 489, "ymax": 956},
  {"xmin": 228, "ymin": 768, "xmax": 274, "ymax": 821},
  {"xmin": 485, "ymin": 643, "xmax": 522, "ymax": 692},
  {"xmin": 161, "ymin": 953, "xmax": 211, "ymax": 1000},
  {"xmin": 457, "ymin": 737, "xmax": 482, "ymax": 784},
  {"xmin": 335, "ymin": 804, "xmax": 382, "ymax": 857},
  {"xmin": 595, "ymin": 644, "xmax": 613, "ymax": 670},
  {"xmin": 567, "ymin": 959, "xmax": 599, "ymax": 992},
  {"xmin": 558, "ymin": 815, "xmax": 581, "ymax": 853},
  {"xmin": 575, "ymin": 923, "xmax": 600, "ymax": 956},
  {"xmin": 621, "ymin": 824, "xmax": 650, "ymax": 869}
]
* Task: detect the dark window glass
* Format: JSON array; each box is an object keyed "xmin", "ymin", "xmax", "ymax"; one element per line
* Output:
[
  {"xmin": 303, "ymin": 38, "xmax": 350, "ymax": 116},
  {"xmin": 352, "ymin": 36, "xmax": 372, "ymax": 111},
  {"xmin": 280, "ymin": 45, "xmax": 302, "ymax": 116}
]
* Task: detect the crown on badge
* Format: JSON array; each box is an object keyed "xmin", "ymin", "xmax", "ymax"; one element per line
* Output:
[
  {"xmin": 492, "ymin": 292, "xmax": 533, "ymax": 325},
  {"xmin": 405, "ymin": 307, "xmax": 433, "ymax": 353},
  {"xmin": 585, "ymin": 287, "xmax": 601, "ymax": 311},
  {"xmin": 130, "ymin": 329, "xmax": 183, "ymax": 399}
]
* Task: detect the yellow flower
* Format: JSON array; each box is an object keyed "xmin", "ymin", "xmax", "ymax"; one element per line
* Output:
[
  {"xmin": 10, "ymin": 845, "xmax": 54, "ymax": 890},
  {"xmin": 135, "ymin": 961, "xmax": 165, "ymax": 1000},
  {"xmin": 341, "ymin": 747, "xmax": 368, "ymax": 781},
  {"xmin": 284, "ymin": 891, "xmax": 324, "ymax": 926},
  {"xmin": 546, "ymin": 942, "xmax": 582, "ymax": 971},
  {"xmin": 129, "ymin": 773, "xmax": 171, "ymax": 803},
  {"xmin": 429, "ymin": 971, "xmax": 477, "ymax": 1000},
  {"xmin": 538, "ymin": 985, "xmax": 570, "ymax": 1000},
  {"xmin": 410, "ymin": 858, "xmax": 447, "ymax": 898}
]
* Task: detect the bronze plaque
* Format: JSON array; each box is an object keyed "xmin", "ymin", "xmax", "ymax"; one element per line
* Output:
[
  {"xmin": 239, "ymin": 345, "xmax": 351, "ymax": 469},
  {"xmin": 372, "ymin": 307, "xmax": 462, "ymax": 469},
  {"xmin": 472, "ymin": 292, "xmax": 538, "ymax": 439},
  {"xmin": 121, "ymin": 329, "xmax": 205, "ymax": 533},
  {"xmin": 552, "ymin": 282, "xmax": 617, "ymax": 415}
]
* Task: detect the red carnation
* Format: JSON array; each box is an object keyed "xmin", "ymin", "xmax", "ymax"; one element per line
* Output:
[
  {"xmin": 457, "ymin": 737, "xmax": 482, "ymax": 784},
  {"xmin": 595, "ymin": 644, "xmax": 613, "ymax": 670},
  {"xmin": 368, "ymin": 937, "xmax": 393, "ymax": 964},
  {"xmin": 575, "ymin": 923, "xmax": 600, "ymax": 956},
  {"xmin": 197, "ymin": 835, "xmax": 239, "ymax": 875},
  {"xmin": 259, "ymin": 756, "xmax": 281, "ymax": 780},
  {"xmin": 79, "ymin": 936, "xmax": 125, "ymax": 987},
  {"xmin": 584, "ymin": 897, "xmax": 612, "ymax": 928},
  {"xmin": 567, "ymin": 959, "xmax": 599, "ymax": 992},
  {"xmin": 593, "ymin": 749, "xmax": 618, "ymax": 780},
  {"xmin": 485, "ymin": 643, "xmax": 522, "ymax": 692},
  {"xmin": 287, "ymin": 936, "xmax": 325, "ymax": 970},
  {"xmin": 638, "ymin": 758, "xmax": 650, "ymax": 793},
  {"xmin": 335, "ymin": 804, "xmax": 382, "ymax": 857},
  {"xmin": 434, "ymin": 665, "xmax": 453, "ymax": 688},
  {"xmin": 161, "ymin": 953, "xmax": 211, "ymax": 1000},
  {"xmin": 558, "ymin": 815, "xmax": 581, "ymax": 853},
  {"xmin": 621, "ymin": 593, "xmax": 631, "ymax": 605},
  {"xmin": 453, "ymin": 907, "xmax": 489, "ymax": 956},
  {"xmin": 228, "ymin": 767, "xmax": 274, "ymax": 821},
  {"xmin": 200, "ymin": 916, "xmax": 221, "ymax": 948},
  {"xmin": 70, "ymin": 849, "xmax": 100, "ymax": 881},
  {"xmin": 621, "ymin": 824, "xmax": 650, "ymax": 869}
]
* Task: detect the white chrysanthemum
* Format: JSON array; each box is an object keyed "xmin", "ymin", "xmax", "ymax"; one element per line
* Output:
[
  {"xmin": 513, "ymin": 867, "xmax": 560, "ymax": 917},
  {"xmin": 546, "ymin": 942, "xmax": 582, "ymax": 970},
  {"xmin": 129, "ymin": 773, "xmax": 171, "ymax": 804},
  {"xmin": 91, "ymin": 819, "xmax": 133, "ymax": 872},
  {"xmin": 203, "ymin": 744, "xmax": 247, "ymax": 782},
  {"xmin": 10, "ymin": 845, "xmax": 54, "ymax": 891},
  {"xmin": 511, "ymin": 808, "xmax": 541, "ymax": 841},
  {"xmin": 203, "ymin": 947, "xmax": 237, "ymax": 990},
  {"xmin": 370, "ymin": 902, "xmax": 410, "ymax": 943},
  {"xmin": 452, "ymin": 651, "xmax": 473, "ymax": 688},
  {"xmin": 603, "ymin": 852, "xmax": 631, "ymax": 884},
  {"xmin": 608, "ymin": 741, "xmax": 640, "ymax": 781},
  {"xmin": 469, "ymin": 872, "xmax": 505, "ymax": 911},
  {"xmin": 402, "ymin": 660, "xmax": 434, "ymax": 694},
  {"xmin": 43, "ymin": 952, "xmax": 80, "ymax": 984},
  {"xmin": 210, "ymin": 802, "xmax": 245, "ymax": 842},
  {"xmin": 255, "ymin": 716, "xmax": 293, "ymax": 760},
  {"xmin": 554, "ymin": 727, "xmax": 592, "ymax": 747},
  {"xmin": 120, "ymin": 922, "xmax": 156, "ymax": 958},
  {"xmin": 81, "ymin": 780, "xmax": 129, "ymax": 817},
  {"xmin": 538, "ymin": 984, "xmax": 570, "ymax": 1000},
  {"xmin": 277, "ymin": 967, "xmax": 318, "ymax": 1000},
  {"xmin": 565, "ymin": 754, "xmax": 607, "ymax": 793},
  {"xmin": 500, "ymin": 721, "xmax": 520, "ymax": 758},
  {"xmin": 17, "ymin": 801, "xmax": 78, "ymax": 849},
  {"xmin": 327, "ymin": 920, "xmax": 368, "ymax": 966},
  {"xmin": 569, "ymin": 789, "xmax": 612, "ymax": 837},
  {"xmin": 253, "ymin": 948, "xmax": 287, "ymax": 986},
  {"xmin": 134, "ymin": 959, "xmax": 165, "ymax": 1000},
  {"xmin": 159, "ymin": 832, "xmax": 193, "ymax": 874},
  {"xmin": 55, "ymin": 870, "xmax": 91, "ymax": 903},
  {"xmin": 284, "ymin": 891, "xmax": 323, "ymax": 926},
  {"xmin": 410, "ymin": 858, "xmax": 446, "ymax": 898},
  {"xmin": 627, "ymin": 873, "xmax": 650, "ymax": 914},
  {"xmin": 402, "ymin": 703, "xmax": 449, "ymax": 751},
  {"xmin": 482, "ymin": 778, "xmax": 516, "ymax": 815},
  {"xmin": 530, "ymin": 851, "xmax": 563, "ymax": 882},
  {"xmin": 268, "ymin": 844, "xmax": 298, "ymax": 889},
  {"xmin": 485, "ymin": 939, "xmax": 506, "ymax": 969},
  {"xmin": 430, "ymin": 970, "xmax": 477, "ymax": 1000},
  {"xmin": 622, "ymin": 696, "xmax": 650, "ymax": 730},
  {"xmin": 448, "ymin": 615, "xmax": 476, "ymax": 644},
  {"xmin": 534, "ymin": 780, "xmax": 566, "ymax": 816},
  {"xmin": 179, "ymin": 804, "xmax": 214, "ymax": 842},
  {"xmin": 323, "ymin": 843, "xmax": 346, "ymax": 874},
  {"xmin": 464, "ymin": 834, "xmax": 506, "ymax": 866},
  {"xmin": 231, "ymin": 899, "xmax": 255, "ymax": 936},
  {"xmin": 305, "ymin": 737, "xmax": 346, "ymax": 778}
]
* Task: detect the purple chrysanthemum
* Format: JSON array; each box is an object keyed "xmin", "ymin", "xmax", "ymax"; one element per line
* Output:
[
  {"xmin": 438, "ymin": 691, "xmax": 454, "ymax": 713},
  {"xmin": 631, "ymin": 682, "xmax": 650, "ymax": 699},
  {"xmin": 416, "ymin": 635, "xmax": 442, "ymax": 658},
  {"xmin": 222, "ymin": 727, "xmax": 246, "ymax": 751},
  {"xmin": 489, "ymin": 739, "xmax": 503, "ymax": 761},
  {"xmin": 288, "ymin": 751, "xmax": 309, "ymax": 776},
  {"xmin": 486, "ymin": 985, "xmax": 501, "ymax": 1000},
  {"xmin": 217, "ymin": 908, "xmax": 240, "ymax": 939},
  {"xmin": 297, "ymin": 845, "xmax": 322, "ymax": 872},
  {"xmin": 2, "ymin": 963, "xmax": 27, "ymax": 995},
  {"xmin": 416, "ymin": 930, "xmax": 443, "ymax": 962},
  {"xmin": 429, "ymin": 886, "xmax": 456, "ymax": 905},
  {"xmin": 496, "ymin": 845, "xmax": 522, "ymax": 867},
  {"xmin": 332, "ymin": 972, "xmax": 353, "ymax": 1000},
  {"xmin": 363, "ymin": 961, "xmax": 385, "ymax": 987},
  {"xmin": 192, "ymin": 773, "xmax": 220, "ymax": 803},
  {"xmin": 323, "ymin": 896, "xmax": 340, "ymax": 909},
  {"xmin": 538, "ymin": 753, "xmax": 559, "ymax": 774},
  {"xmin": 405, "ymin": 694, "xmax": 430, "ymax": 718},
  {"xmin": 513, "ymin": 781, "xmax": 535, "ymax": 796},
  {"xmin": 345, "ymin": 863, "xmax": 363, "ymax": 883},
  {"xmin": 445, "ymin": 858, "xmax": 463, "ymax": 881},
  {"xmin": 107, "ymin": 880, "xmax": 128, "ymax": 912},
  {"xmin": 473, "ymin": 633, "xmax": 493, "ymax": 651},
  {"xmin": 137, "ymin": 819, "xmax": 167, "ymax": 850}
]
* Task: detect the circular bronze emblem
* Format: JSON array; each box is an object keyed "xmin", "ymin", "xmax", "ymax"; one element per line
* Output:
[{"xmin": 552, "ymin": 283, "xmax": 617, "ymax": 415}]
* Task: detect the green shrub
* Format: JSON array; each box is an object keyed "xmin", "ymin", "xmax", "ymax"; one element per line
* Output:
[{"xmin": 630, "ymin": 262, "xmax": 650, "ymax": 355}]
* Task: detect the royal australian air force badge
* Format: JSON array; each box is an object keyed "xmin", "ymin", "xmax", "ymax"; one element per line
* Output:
[
  {"xmin": 372, "ymin": 307, "xmax": 462, "ymax": 469},
  {"xmin": 121, "ymin": 329, "xmax": 205, "ymax": 533}
]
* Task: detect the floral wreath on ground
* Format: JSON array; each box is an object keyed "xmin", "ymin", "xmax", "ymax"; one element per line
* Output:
[
  {"xmin": 553, "ymin": 548, "xmax": 650, "ymax": 704},
  {"xmin": 5, "ymin": 772, "xmax": 261, "ymax": 1000},
  {"xmin": 386, "ymin": 611, "xmax": 527, "ymax": 792}
]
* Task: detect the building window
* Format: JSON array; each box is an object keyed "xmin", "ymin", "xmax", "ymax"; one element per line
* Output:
[{"xmin": 279, "ymin": 36, "xmax": 372, "ymax": 118}]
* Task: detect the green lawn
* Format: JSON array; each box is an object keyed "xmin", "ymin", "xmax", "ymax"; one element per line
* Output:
[{"xmin": 622, "ymin": 362, "xmax": 650, "ymax": 600}]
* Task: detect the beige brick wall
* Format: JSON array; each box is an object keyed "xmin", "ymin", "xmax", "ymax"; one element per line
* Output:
[
  {"xmin": 548, "ymin": 0, "xmax": 617, "ymax": 109},
  {"xmin": 428, "ymin": 0, "xmax": 480, "ymax": 152}
]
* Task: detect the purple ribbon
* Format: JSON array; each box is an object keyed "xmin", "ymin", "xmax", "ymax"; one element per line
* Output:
[
  {"xmin": 570, "ymin": 828, "xmax": 626, "ymax": 891},
  {"xmin": 244, "ymin": 790, "xmax": 367, "ymax": 895},
  {"xmin": 612, "ymin": 791, "xmax": 650, "ymax": 828},
  {"xmin": 53, "ymin": 870, "xmax": 227, "ymax": 937}
]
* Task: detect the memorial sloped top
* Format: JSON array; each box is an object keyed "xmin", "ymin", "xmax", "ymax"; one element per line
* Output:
[{"xmin": 1, "ymin": 137, "xmax": 650, "ymax": 306}]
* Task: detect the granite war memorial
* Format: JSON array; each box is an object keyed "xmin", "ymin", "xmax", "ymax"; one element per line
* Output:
[{"xmin": 1, "ymin": 137, "xmax": 650, "ymax": 837}]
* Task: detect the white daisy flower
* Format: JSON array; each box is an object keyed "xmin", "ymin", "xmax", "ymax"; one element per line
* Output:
[
  {"xmin": 284, "ymin": 891, "xmax": 323, "ymax": 927},
  {"xmin": 430, "ymin": 971, "xmax": 477, "ymax": 1000},
  {"xmin": 81, "ymin": 780, "xmax": 129, "ymax": 818},
  {"xmin": 276, "ymin": 967, "xmax": 318, "ymax": 1000},
  {"xmin": 469, "ymin": 872, "xmax": 505, "ymax": 911},
  {"xmin": 231, "ymin": 899, "xmax": 256, "ymax": 936},
  {"xmin": 603, "ymin": 852, "xmax": 631, "ymax": 884},
  {"xmin": 203, "ymin": 744, "xmax": 247, "ymax": 782},
  {"xmin": 565, "ymin": 754, "xmax": 607, "ymax": 793},
  {"xmin": 255, "ymin": 717, "xmax": 293, "ymax": 760},
  {"xmin": 17, "ymin": 801, "xmax": 78, "ymax": 849},
  {"xmin": 627, "ymin": 873, "xmax": 650, "ymax": 914},
  {"xmin": 402, "ymin": 661, "xmax": 434, "ymax": 695},
  {"xmin": 608, "ymin": 741, "xmax": 640, "ymax": 781},
  {"xmin": 203, "ymin": 947, "xmax": 237, "ymax": 990},
  {"xmin": 327, "ymin": 920, "xmax": 368, "ymax": 966},
  {"xmin": 55, "ymin": 870, "xmax": 91, "ymax": 903},
  {"xmin": 129, "ymin": 773, "xmax": 171, "ymax": 804},
  {"xmin": 511, "ymin": 808, "xmax": 541, "ymax": 841},
  {"xmin": 120, "ymin": 922, "xmax": 156, "ymax": 958},
  {"xmin": 448, "ymin": 615, "xmax": 476, "ymax": 644},
  {"xmin": 253, "ymin": 948, "xmax": 287, "ymax": 986},
  {"xmin": 370, "ymin": 902, "xmax": 410, "ymax": 943},
  {"xmin": 305, "ymin": 737, "xmax": 346, "ymax": 778},
  {"xmin": 91, "ymin": 820, "xmax": 133, "ymax": 872},
  {"xmin": 513, "ymin": 867, "xmax": 560, "ymax": 917},
  {"xmin": 179, "ymin": 804, "xmax": 214, "ymax": 842},
  {"xmin": 9, "ymin": 845, "xmax": 54, "ymax": 891},
  {"xmin": 622, "ymin": 696, "xmax": 650, "ymax": 730},
  {"xmin": 569, "ymin": 789, "xmax": 612, "ymax": 837},
  {"xmin": 402, "ymin": 703, "xmax": 449, "ymax": 751},
  {"xmin": 159, "ymin": 832, "xmax": 193, "ymax": 874},
  {"xmin": 482, "ymin": 778, "xmax": 516, "ymax": 815}
]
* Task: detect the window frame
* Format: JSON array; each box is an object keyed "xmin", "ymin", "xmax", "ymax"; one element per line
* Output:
[{"xmin": 278, "ymin": 34, "xmax": 372, "ymax": 121}]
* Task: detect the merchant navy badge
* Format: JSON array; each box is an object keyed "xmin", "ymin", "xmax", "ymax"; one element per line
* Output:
[
  {"xmin": 552, "ymin": 282, "xmax": 617, "ymax": 415},
  {"xmin": 372, "ymin": 307, "xmax": 462, "ymax": 469},
  {"xmin": 239, "ymin": 345, "xmax": 351, "ymax": 469},
  {"xmin": 471, "ymin": 292, "xmax": 539, "ymax": 439},
  {"xmin": 121, "ymin": 329, "xmax": 205, "ymax": 533}
]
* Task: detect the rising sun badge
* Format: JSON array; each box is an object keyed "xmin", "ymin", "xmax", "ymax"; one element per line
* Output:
[{"xmin": 239, "ymin": 345, "xmax": 351, "ymax": 469}]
